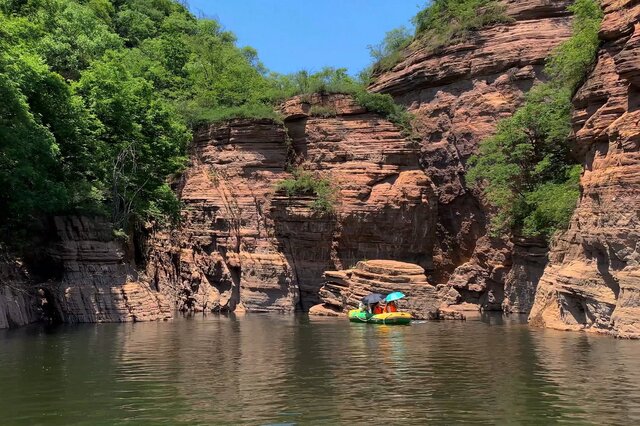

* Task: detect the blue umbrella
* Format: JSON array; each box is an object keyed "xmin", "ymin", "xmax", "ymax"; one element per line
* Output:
[{"xmin": 385, "ymin": 292, "xmax": 406, "ymax": 302}]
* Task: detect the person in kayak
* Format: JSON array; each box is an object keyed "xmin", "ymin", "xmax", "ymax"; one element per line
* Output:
[
  {"xmin": 372, "ymin": 302, "xmax": 384, "ymax": 315},
  {"xmin": 384, "ymin": 301, "xmax": 398, "ymax": 313}
]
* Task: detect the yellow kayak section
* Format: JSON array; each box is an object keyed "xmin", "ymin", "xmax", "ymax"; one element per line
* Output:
[{"xmin": 348, "ymin": 310, "xmax": 412, "ymax": 325}]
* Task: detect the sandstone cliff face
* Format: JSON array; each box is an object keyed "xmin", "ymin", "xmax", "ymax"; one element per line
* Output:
[
  {"xmin": 1, "ymin": 216, "xmax": 171, "ymax": 328},
  {"xmin": 529, "ymin": 0, "xmax": 640, "ymax": 338},
  {"xmin": 146, "ymin": 120, "xmax": 300, "ymax": 313},
  {"xmin": 147, "ymin": 95, "xmax": 436, "ymax": 311},
  {"xmin": 276, "ymin": 94, "xmax": 437, "ymax": 308},
  {"xmin": 42, "ymin": 216, "xmax": 171, "ymax": 323},
  {"xmin": 369, "ymin": 0, "xmax": 575, "ymax": 310},
  {"xmin": 0, "ymin": 256, "xmax": 38, "ymax": 328}
]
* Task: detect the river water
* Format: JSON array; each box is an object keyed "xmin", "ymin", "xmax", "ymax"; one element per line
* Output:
[{"xmin": 0, "ymin": 314, "xmax": 638, "ymax": 425}]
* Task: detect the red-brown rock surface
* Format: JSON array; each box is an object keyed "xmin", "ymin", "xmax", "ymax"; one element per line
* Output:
[
  {"xmin": 147, "ymin": 95, "xmax": 436, "ymax": 311},
  {"xmin": 146, "ymin": 120, "xmax": 299, "ymax": 313},
  {"xmin": 2, "ymin": 216, "xmax": 172, "ymax": 327},
  {"xmin": 369, "ymin": 0, "xmax": 575, "ymax": 309},
  {"xmin": 310, "ymin": 259, "xmax": 443, "ymax": 319},
  {"xmin": 44, "ymin": 216, "xmax": 171, "ymax": 323},
  {"xmin": 529, "ymin": 0, "xmax": 640, "ymax": 338},
  {"xmin": 275, "ymin": 94, "xmax": 437, "ymax": 308}
]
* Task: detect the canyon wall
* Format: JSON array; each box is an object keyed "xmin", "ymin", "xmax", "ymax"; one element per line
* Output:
[
  {"xmin": 41, "ymin": 216, "xmax": 172, "ymax": 323},
  {"xmin": 1, "ymin": 216, "xmax": 172, "ymax": 328},
  {"xmin": 277, "ymin": 94, "xmax": 436, "ymax": 308},
  {"xmin": 369, "ymin": 0, "xmax": 575, "ymax": 311},
  {"xmin": 146, "ymin": 119, "xmax": 300, "ymax": 313},
  {"xmin": 529, "ymin": 0, "xmax": 640, "ymax": 338},
  {"xmin": 147, "ymin": 94, "xmax": 436, "ymax": 311}
]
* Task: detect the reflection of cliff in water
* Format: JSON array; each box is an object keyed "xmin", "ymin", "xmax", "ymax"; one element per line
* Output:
[{"xmin": 1, "ymin": 316, "xmax": 639, "ymax": 424}]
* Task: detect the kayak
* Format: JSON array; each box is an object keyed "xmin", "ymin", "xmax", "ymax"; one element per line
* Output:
[{"xmin": 348, "ymin": 309, "xmax": 412, "ymax": 325}]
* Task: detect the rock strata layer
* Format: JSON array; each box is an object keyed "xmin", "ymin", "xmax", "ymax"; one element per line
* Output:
[
  {"xmin": 0, "ymin": 257, "xmax": 38, "ymax": 328},
  {"xmin": 146, "ymin": 120, "xmax": 300, "ymax": 313},
  {"xmin": 529, "ymin": 0, "xmax": 640, "ymax": 338},
  {"xmin": 42, "ymin": 216, "xmax": 171, "ymax": 323},
  {"xmin": 310, "ymin": 260, "xmax": 444, "ymax": 319}
]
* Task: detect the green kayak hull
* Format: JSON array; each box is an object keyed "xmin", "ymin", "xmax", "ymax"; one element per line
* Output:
[{"xmin": 348, "ymin": 310, "xmax": 412, "ymax": 325}]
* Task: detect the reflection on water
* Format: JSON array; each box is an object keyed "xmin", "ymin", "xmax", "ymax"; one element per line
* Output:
[{"xmin": 0, "ymin": 313, "xmax": 639, "ymax": 425}]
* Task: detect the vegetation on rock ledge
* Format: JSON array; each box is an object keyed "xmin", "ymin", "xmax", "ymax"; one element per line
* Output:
[
  {"xmin": 276, "ymin": 169, "xmax": 337, "ymax": 214},
  {"xmin": 367, "ymin": 0, "xmax": 511, "ymax": 74},
  {"xmin": 467, "ymin": 0, "xmax": 603, "ymax": 239}
]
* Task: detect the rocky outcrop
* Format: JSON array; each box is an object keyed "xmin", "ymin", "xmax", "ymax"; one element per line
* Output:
[
  {"xmin": 43, "ymin": 216, "xmax": 171, "ymax": 323},
  {"xmin": 310, "ymin": 259, "xmax": 442, "ymax": 319},
  {"xmin": 529, "ymin": 1, "xmax": 640, "ymax": 338},
  {"xmin": 0, "ymin": 256, "xmax": 38, "ymax": 328},
  {"xmin": 502, "ymin": 238, "xmax": 548, "ymax": 314},
  {"xmin": 1, "ymin": 216, "xmax": 171, "ymax": 328},
  {"xmin": 369, "ymin": 0, "xmax": 575, "ymax": 310}
]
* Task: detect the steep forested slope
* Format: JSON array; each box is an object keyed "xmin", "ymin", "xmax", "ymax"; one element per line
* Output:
[{"xmin": 0, "ymin": 0, "xmax": 275, "ymax": 237}]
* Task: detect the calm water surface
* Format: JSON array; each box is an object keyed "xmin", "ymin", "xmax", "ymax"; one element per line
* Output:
[{"xmin": 0, "ymin": 314, "xmax": 639, "ymax": 425}]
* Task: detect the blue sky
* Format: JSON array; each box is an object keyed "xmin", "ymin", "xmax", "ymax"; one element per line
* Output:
[{"xmin": 187, "ymin": 0, "xmax": 424, "ymax": 75}]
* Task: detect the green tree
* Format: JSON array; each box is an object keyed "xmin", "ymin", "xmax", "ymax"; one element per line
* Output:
[{"xmin": 467, "ymin": 0, "xmax": 603, "ymax": 239}]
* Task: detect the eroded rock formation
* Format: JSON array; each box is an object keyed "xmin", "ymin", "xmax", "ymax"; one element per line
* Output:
[
  {"xmin": 309, "ymin": 260, "xmax": 442, "ymax": 319},
  {"xmin": 1, "ymin": 216, "xmax": 171, "ymax": 328},
  {"xmin": 42, "ymin": 216, "xmax": 171, "ymax": 323},
  {"xmin": 368, "ymin": 0, "xmax": 575, "ymax": 310},
  {"xmin": 276, "ymin": 94, "xmax": 436, "ymax": 308},
  {"xmin": 146, "ymin": 120, "xmax": 300, "ymax": 313},
  {"xmin": 529, "ymin": 0, "xmax": 640, "ymax": 338}
]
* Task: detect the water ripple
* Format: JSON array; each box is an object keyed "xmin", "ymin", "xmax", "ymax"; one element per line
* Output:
[{"xmin": 0, "ymin": 314, "xmax": 639, "ymax": 425}]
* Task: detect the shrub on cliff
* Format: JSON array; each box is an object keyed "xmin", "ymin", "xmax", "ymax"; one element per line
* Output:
[
  {"xmin": 367, "ymin": 0, "xmax": 511, "ymax": 75},
  {"xmin": 413, "ymin": 0, "xmax": 511, "ymax": 49},
  {"xmin": 467, "ymin": 0, "xmax": 603, "ymax": 239},
  {"xmin": 367, "ymin": 26, "xmax": 413, "ymax": 73},
  {"xmin": 273, "ymin": 67, "xmax": 415, "ymax": 135},
  {"xmin": 276, "ymin": 169, "xmax": 337, "ymax": 214}
]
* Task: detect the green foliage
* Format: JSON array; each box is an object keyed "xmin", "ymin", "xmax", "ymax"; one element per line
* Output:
[
  {"xmin": 74, "ymin": 49, "xmax": 190, "ymax": 227},
  {"xmin": 273, "ymin": 67, "xmax": 414, "ymax": 134},
  {"xmin": 0, "ymin": 0, "xmax": 279, "ymax": 238},
  {"xmin": 189, "ymin": 104, "xmax": 284, "ymax": 125},
  {"xmin": 367, "ymin": 26, "xmax": 412, "ymax": 72},
  {"xmin": 309, "ymin": 105, "xmax": 338, "ymax": 117},
  {"xmin": 413, "ymin": 0, "xmax": 511, "ymax": 47},
  {"xmin": 353, "ymin": 90, "xmax": 415, "ymax": 136},
  {"xmin": 276, "ymin": 169, "xmax": 337, "ymax": 214},
  {"xmin": 272, "ymin": 67, "xmax": 357, "ymax": 98},
  {"xmin": 366, "ymin": 0, "xmax": 511, "ymax": 75},
  {"xmin": 467, "ymin": 0, "xmax": 603, "ymax": 239}
]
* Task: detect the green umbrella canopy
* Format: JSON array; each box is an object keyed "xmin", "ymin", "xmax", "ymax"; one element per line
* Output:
[{"xmin": 385, "ymin": 292, "xmax": 406, "ymax": 302}]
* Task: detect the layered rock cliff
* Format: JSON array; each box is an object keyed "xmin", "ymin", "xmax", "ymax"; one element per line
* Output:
[
  {"xmin": 529, "ymin": 0, "xmax": 640, "ymax": 338},
  {"xmin": 42, "ymin": 217, "xmax": 172, "ymax": 323},
  {"xmin": 146, "ymin": 94, "xmax": 436, "ymax": 311},
  {"xmin": 1, "ymin": 216, "xmax": 171, "ymax": 328},
  {"xmin": 369, "ymin": 0, "xmax": 575, "ymax": 311},
  {"xmin": 0, "ymin": 255, "xmax": 38, "ymax": 328}
]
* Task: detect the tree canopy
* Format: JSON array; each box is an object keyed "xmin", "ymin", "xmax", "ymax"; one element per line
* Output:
[{"xmin": 0, "ymin": 0, "xmax": 280, "ymax": 237}]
